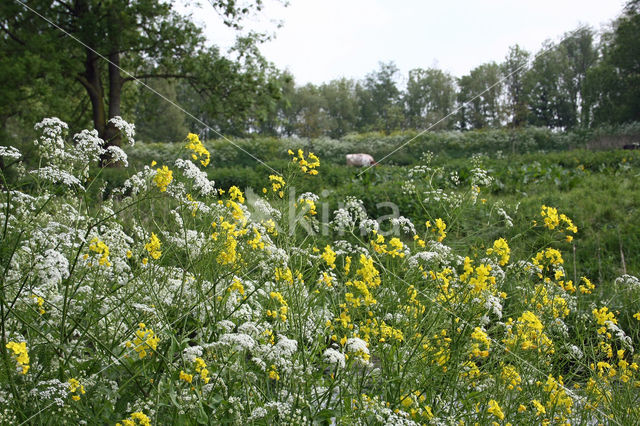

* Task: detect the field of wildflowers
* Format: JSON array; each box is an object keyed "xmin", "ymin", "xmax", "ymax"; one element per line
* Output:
[{"xmin": 1, "ymin": 118, "xmax": 640, "ymax": 424}]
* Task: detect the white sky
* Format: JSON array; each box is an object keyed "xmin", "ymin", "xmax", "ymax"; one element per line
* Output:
[{"xmin": 181, "ymin": 0, "xmax": 626, "ymax": 85}]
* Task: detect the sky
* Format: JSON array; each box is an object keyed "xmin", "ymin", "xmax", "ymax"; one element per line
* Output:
[{"xmin": 181, "ymin": 0, "xmax": 627, "ymax": 86}]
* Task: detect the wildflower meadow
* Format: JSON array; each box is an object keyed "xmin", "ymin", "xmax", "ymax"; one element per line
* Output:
[{"xmin": 1, "ymin": 117, "xmax": 640, "ymax": 425}]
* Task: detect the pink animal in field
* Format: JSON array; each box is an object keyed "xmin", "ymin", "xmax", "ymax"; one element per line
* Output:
[{"xmin": 346, "ymin": 153, "xmax": 376, "ymax": 167}]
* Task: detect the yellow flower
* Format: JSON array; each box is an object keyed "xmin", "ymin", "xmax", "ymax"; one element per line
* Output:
[
  {"xmin": 68, "ymin": 378, "xmax": 85, "ymax": 401},
  {"xmin": 179, "ymin": 370, "xmax": 193, "ymax": 384},
  {"xmin": 186, "ymin": 132, "xmax": 210, "ymax": 167},
  {"xmin": 501, "ymin": 364, "xmax": 522, "ymax": 390},
  {"xmin": 144, "ymin": 233, "xmax": 162, "ymax": 260},
  {"xmin": 487, "ymin": 399, "xmax": 504, "ymax": 420},
  {"xmin": 322, "ymin": 245, "xmax": 337, "ymax": 269},
  {"xmin": 432, "ymin": 218, "xmax": 446, "ymax": 242},
  {"xmin": 532, "ymin": 399, "xmax": 546, "ymax": 416},
  {"xmin": 486, "ymin": 238, "xmax": 510, "ymax": 266},
  {"xmin": 228, "ymin": 186, "xmax": 245, "ymax": 203},
  {"xmin": 268, "ymin": 365, "xmax": 280, "ymax": 380},
  {"xmin": 153, "ymin": 165, "xmax": 173, "ymax": 192},
  {"xmin": 228, "ymin": 278, "xmax": 245, "ymax": 295},
  {"xmin": 194, "ymin": 357, "xmax": 210, "ymax": 384},
  {"xmin": 6, "ymin": 341, "xmax": 29, "ymax": 374},
  {"xmin": 125, "ymin": 323, "xmax": 159, "ymax": 359},
  {"xmin": 289, "ymin": 149, "xmax": 320, "ymax": 175},
  {"xmin": 470, "ymin": 327, "xmax": 491, "ymax": 358},
  {"xmin": 593, "ymin": 306, "xmax": 617, "ymax": 335},
  {"xmin": 31, "ymin": 294, "xmax": 45, "ymax": 315},
  {"xmin": 89, "ymin": 237, "xmax": 111, "ymax": 267},
  {"xmin": 268, "ymin": 175, "xmax": 286, "ymax": 197},
  {"xmin": 269, "ymin": 291, "xmax": 289, "ymax": 321},
  {"xmin": 116, "ymin": 411, "xmax": 151, "ymax": 426}
]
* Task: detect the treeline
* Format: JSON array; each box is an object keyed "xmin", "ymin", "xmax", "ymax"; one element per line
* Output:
[
  {"xmin": 2, "ymin": 1, "xmax": 638, "ymax": 146},
  {"xmin": 134, "ymin": 0, "xmax": 640, "ymax": 141},
  {"xmin": 250, "ymin": 1, "xmax": 639, "ymax": 138}
]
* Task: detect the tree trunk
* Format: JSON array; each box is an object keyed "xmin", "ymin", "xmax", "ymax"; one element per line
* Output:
[
  {"xmin": 81, "ymin": 49, "xmax": 106, "ymax": 138},
  {"xmin": 104, "ymin": 50, "xmax": 123, "ymax": 149}
]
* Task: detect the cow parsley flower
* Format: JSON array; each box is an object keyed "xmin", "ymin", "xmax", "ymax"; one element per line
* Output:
[
  {"xmin": 108, "ymin": 116, "xmax": 136, "ymax": 146},
  {"xmin": 30, "ymin": 166, "xmax": 84, "ymax": 190},
  {"xmin": 323, "ymin": 348, "xmax": 346, "ymax": 368},
  {"xmin": 0, "ymin": 146, "xmax": 21, "ymax": 160},
  {"xmin": 106, "ymin": 146, "xmax": 129, "ymax": 167}
]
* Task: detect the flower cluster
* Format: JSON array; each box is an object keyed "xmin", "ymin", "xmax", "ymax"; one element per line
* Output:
[
  {"xmin": 88, "ymin": 237, "xmax": 111, "ymax": 267},
  {"xmin": 486, "ymin": 237, "xmax": 510, "ymax": 266},
  {"xmin": 153, "ymin": 164, "xmax": 173, "ymax": 192},
  {"xmin": 288, "ymin": 149, "xmax": 320, "ymax": 175},
  {"xmin": 144, "ymin": 233, "xmax": 162, "ymax": 261},
  {"xmin": 266, "ymin": 175, "xmax": 286, "ymax": 198},
  {"xmin": 68, "ymin": 378, "xmax": 85, "ymax": 401},
  {"xmin": 185, "ymin": 133, "xmax": 210, "ymax": 167},
  {"xmin": 116, "ymin": 411, "xmax": 151, "ymax": 426},
  {"xmin": 6, "ymin": 341, "xmax": 29, "ymax": 374},
  {"xmin": 540, "ymin": 205, "xmax": 578, "ymax": 241},
  {"xmin": 3, "ymin": 120, "xmax": 640, "ymax": 424},
  {"xmin": 125, "ymin": 323, "xmax": 160, "ymax": 359}
]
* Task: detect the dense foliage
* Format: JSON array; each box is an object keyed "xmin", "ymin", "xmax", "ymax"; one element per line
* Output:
[{"xmin": 1, "ymin": 118, "xmax": 639, "ymax": 424}]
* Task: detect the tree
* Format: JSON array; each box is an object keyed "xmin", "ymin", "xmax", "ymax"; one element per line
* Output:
[
  {"xmin": 585, "ymin": 1, "xmax": 640, "ymax": 125},
  {"xmin": 525, "ymin": 28, "xmax": 596, "ymax": 130},
  {"xmin": 404, "ymin": 68, "xmax": 456, "ymax": 130},
  {"xmin": 558, "ymin": 27, "xmax": 598, "ymax": 127},
  {"xmin": 0, "ymin": 0, "xmax": 279, "ymax": 150},
  {"xmin": 525, "ymin": 41, "xmax": 572, "ymax": 129},
  {"xmin": 356, "ymin": 62, "xmax": 403, "ymax": 133},
  {"xmin": 501, "ymin": 45, "xmax": 530, "ymax": 127},
  {"xmin": 457, "ymin": 62, "xmax": 503, "ymax": 130},
  {"xmin": 320, "ymin": 78, "xmax": 359, "ymax": 138},
  {"xmin": 289, "ymin": 84, "xmax": 330, "ymax": 138},
  {"xmin": 134, "ymin": 78, "xmax": 188, "ymax": 142}
]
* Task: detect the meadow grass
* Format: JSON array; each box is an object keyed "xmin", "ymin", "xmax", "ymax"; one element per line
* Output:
[{"xmin": 1, "ymin": 119, "xmax": 639, "ymax": 424}]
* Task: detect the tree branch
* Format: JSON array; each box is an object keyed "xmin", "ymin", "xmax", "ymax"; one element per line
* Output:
[
  {"xmin": 0, "ymin": 22, "xmax": 26, "ymax": 46},
  {"xmin": 123, "ymin": 73, "xmax": 192, "ymax": 83}
]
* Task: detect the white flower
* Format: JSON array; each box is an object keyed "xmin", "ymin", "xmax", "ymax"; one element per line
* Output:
[
  {"xmin": 496, "ymin": 207, "xmax": 513, "ymax": 228},
  {"xmin": 323, "ymin": 348, "xmax": 346, "ymax": 368},
  {"xmin": 274, "ymin": 335, "xmax": 298, "ymax": 358},
  {"xmin": 108, "ymin": 116, "xmax": 136, "ymax": 146},
  {"xmin": 105, "ymin": 146, "xmax": 129, "ymax": 167},
  {"xmin": 217, "ymin": 333, "xmax": 256, "ymax": 351},
  {"xmin": 359, "ymin": 218, "xmax": 379, "ymax": 234},
  {"xmin": 35, "ymin": 249, "xmax": 70, "ymax": 288},
  {"xmin": 345, "ymin": 337, "xmax": 368, "ymax": 355},
  {"xmin": 0, "ymin": 146, "xmax": 21, "ymax": 160},
  {"xmin": 615, "ymin": 274, "xmax": 640, "ymax": 291},
  {"xmin": 183, "ymin": 346, "xmax": 204, "ymax": 362},
  {"xmin": 390, "ymin": 216, "xmax": 416, "ymax": 235},
  {"xmin": 174, "ymin": 159, "xmax": 215, "ymax": 196},
  {"xmin": 567, "ymin": 344, "xmax": 584, "ymax": 360},
  {"xmin": 248, "ymin": 407, "xmax": 268, "ymax": 421},
  {"xmin": 470, "ymin": 167, "xmax": 493, "ymax": 187},
  {"xmin": 30, "ymin": 166, "xmax": 84, "ymax": 190},
  {"xmin": 73, "ymin": 129, "xmax": 105, "ymax": 164}
]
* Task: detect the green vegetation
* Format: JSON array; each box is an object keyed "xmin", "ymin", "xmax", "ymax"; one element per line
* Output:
[
  {"xmin": 2, "ymin": 118, "xmax": 639, "ymax": 424},
  {"xmin": 2, "ymin": 0, "xmax": 640, "ymax": 424}
]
